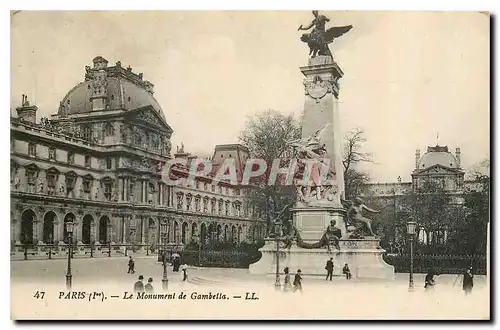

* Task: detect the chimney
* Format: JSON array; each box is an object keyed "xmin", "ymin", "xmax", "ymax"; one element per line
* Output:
[
  {"xmin": 397, "ymin": 176, "xmax": 402, "ymax": 183},
  {"xmin": 455, "ymin": 147, "xmax": 461, "ymax": 168},
  {"xmin": 16, "ymin": 94, "xmax": 38, "ymax": 123},
  {"xmin": 90, "ymin": 57, "xmax": 108, "ymax": 111},
  {"xmin": 415, "ymin": 149, "xmax": 420, "ymax": 169}
]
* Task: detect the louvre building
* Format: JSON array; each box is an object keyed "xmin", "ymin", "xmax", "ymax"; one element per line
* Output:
[{"xmin": 10, "ymin": 56, "xmax": 267, "ymax": 252}]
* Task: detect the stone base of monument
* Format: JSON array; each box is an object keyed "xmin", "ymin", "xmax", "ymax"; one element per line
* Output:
[{"xmin": 249, "ymin": 238, "xmax": 395, "ymax": 280}]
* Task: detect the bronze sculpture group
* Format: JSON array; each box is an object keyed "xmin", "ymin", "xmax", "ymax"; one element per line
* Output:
[{"xmin": 298, "ymin": 11, "xmax": 353, "ymax": 58}]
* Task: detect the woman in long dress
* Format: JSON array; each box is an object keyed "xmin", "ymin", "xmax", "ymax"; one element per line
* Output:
[{"xmin": 283, "ymin": 267, "xmax": 292, "ymax": 292}]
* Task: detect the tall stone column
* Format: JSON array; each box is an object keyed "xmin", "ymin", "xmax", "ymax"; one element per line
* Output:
[
  {"xmin": 292, "ymin": 55, "xmax": 347, "ymax": 241},
  {"xmin": 118, "ymin": 178, "xmax": 124, "ymax": 201},
  {"xmin": 32, "ymin": 220, "xmax": 39, "ymax": 244},
  {"xmin": 140, "ymin": 217, "xmax": 145, "ymax": 244},
  {"xmin": 121, "ymin": 216, "xmax": 126, "ymax": 244},
  {"xmin": 90, "ymin": 221, "xmax": 96, "ymax": 243},
  {"xmin": 74, "ymin": 176, "xmax": 83, "ymax": 199},
  {"xmin": 124, "ymin": 178, "xmax": 128, "ymax": 201},
  {"xmin": 158, "ymin": 183, "xmax": 162, "ymax": 205}
]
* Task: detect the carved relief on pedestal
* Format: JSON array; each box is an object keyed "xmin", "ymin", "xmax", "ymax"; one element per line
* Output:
[{"xmin": 304, "ymin": 75, "xmax": 339, "ymax": 101}]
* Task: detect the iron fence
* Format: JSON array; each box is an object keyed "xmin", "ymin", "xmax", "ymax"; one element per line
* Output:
[
  {"xmin": 10, "ymin": 243, "xmax": 262, "ymax": 268},
  {"xmin": 383, "ymin": 253, "xmax": 487, "ymax": 275},
  {"xmin": 10, "ymin": 243, "xmax": 162, "ymax": 260}
]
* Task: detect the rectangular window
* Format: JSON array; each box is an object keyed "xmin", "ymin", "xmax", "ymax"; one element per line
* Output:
[
  {"xmin": 106, "ymin": 157, "xmax": 112, "ymax": 169},
  {"xmin": 47, "ymin": 173, "xmax": 57, "ymax": 195},
  {"xmin": 211, "ymin": 185, "xmax": 215, "ymax": 192},
  {"xmin": 104, "ymin": 183, "xmax": 112, "ymax": 201},
  {"xmin": 83, "ymin": 180, "xmax": 91, "ymax": 193},
  {"xmin": 48, "ymin": 148, "xmax": 56, "ymax": 160},
  {"xmin": 27, "ymin": 171, "xmax": 36, "ymax": 185},
  {"xmin": 196, "ymin": 181, "xmax": 200, "ymax": 189},
  {"xmin": 28, "ymin": 143, "xmax": 36, "ymax": 156},
  {"xmin": 67, "ymin": 152, "xmax": 74, "ymax": 164},
  {"xmin": 85, "ymin": 155, "xmax": 91, "ymax": 168}
]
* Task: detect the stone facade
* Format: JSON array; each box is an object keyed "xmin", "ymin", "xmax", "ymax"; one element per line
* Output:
[
  {"xmin": 10, "ymin": 57, "xmax": 266, "ymax": 248},
  {"xmin": 361, "ymin": 144, "xmax": 483, "ymax": 245}
]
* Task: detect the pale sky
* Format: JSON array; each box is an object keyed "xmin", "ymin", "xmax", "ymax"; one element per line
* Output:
[{"xmin": 10, "ymin": 11, "xmax": 490, "ymax": 183}]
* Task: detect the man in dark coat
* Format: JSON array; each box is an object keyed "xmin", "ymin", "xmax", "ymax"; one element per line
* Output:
[
  {"xmin": 424, "ymin": 270, "xmax": 436, "ymax": 291},
  {"xmin": 462, "ymin": 266, "xmax": 474, "ymax": 295},
  {"xmin": 173, "ymin": 256, "xmax": 181, "ymax": 272},
  {"xmin": 134, "ymin": 275, "xmax": 145, "ymax": 293},
  {"xmin": 145, "ymin": 277, "xmax": 154, "ymax": 293},
  {"xmin": 293, "ymin": 270, "xmax": 303, "ymax": 293},
  {"xmin": 325, "ymin": 258, "xmax": 334, "ymax": 281},
  {"xmin": 127, "ymin": 256, "xmax": 135, "ymax": 274},
  {"xmin": 342, "ymin": 263, "xmax": 352, "ymax": 280}
]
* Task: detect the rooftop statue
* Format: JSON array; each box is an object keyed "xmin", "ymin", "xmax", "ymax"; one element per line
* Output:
[{"xmin": 298, "ymin": 11, "xmax": 353, "ymax": 58}]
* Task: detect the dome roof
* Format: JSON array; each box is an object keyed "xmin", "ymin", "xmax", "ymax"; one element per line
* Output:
[
  {"xmin": 418, "ymin": 145, "xmax": 458, "ymax": 169},
  {"xmin": 58, "ymin": 58, "xmax": 165, "ymax": 120}
]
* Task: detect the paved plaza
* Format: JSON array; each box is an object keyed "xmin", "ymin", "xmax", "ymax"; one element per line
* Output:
[{"xmin": 11, "ymin": 257, "xmax": 489, "ymax": 319}]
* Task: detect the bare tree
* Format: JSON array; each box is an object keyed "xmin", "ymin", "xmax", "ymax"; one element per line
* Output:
[
  {"xmin": 238, "ymin": 109, "xmax": 301, "ymax": 235},
  {"xmin": 342, "ymin": 128, "xmax": 373, "ymax": 199}
]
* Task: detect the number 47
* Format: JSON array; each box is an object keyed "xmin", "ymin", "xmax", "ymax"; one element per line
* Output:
[{"xmin": 33, "ymin": 291, "xmax": 45, "ymax": 299}]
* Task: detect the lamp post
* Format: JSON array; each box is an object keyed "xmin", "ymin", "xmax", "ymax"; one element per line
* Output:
[
  {"xmin": 161, "ymin": 220, "xmax": 169, "ymax": 291},
  {"xmin": 90, "ymin": 236, "xmax": 94, "ymax": 258},
  {"xmin": 48, "ymin": 234, "xmax": 53, "ymax": 260},
  {"xmin": 406, "ymin": 220, "xmax": 416, "ymax": 292},
  {"xmin": 274, "ymin": 219, "xmax": 282, "ymax": 290},
  {"xmin": 66, "ymin": 220, "xmax": 74, "ymax": 290},
  {"xmin": 108, "ymin": 232, "xmax": 112, "ymax": 257}
]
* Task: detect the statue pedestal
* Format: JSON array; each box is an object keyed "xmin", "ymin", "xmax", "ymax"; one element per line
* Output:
[
  {"xmin": 249, "ymin": 238, "xmax": 394, "ymax": 279},
  {"xmin": 292, "ymin": 207, "xmax": 346, "ymax": 242}
]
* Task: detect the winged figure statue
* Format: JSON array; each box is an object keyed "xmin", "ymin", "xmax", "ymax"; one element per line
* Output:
[{"xmin": 298, "ymin": 11, "xmax": 353, "ymax": 58}]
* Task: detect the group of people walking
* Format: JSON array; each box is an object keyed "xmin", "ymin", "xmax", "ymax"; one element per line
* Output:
[
  {"xmin": 282, "ymin": 267, "xmax": 303, "ymax": 293},
  {"xmin": 127, "ymin": 255, "xmax": 189, "ymax": 293},
  {"xmin": 134, "ymin": 275, "xmax": 155, "ymax": 293}
]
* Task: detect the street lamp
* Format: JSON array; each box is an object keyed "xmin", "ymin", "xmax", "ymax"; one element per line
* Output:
[
  {"xmin": 66, "ymin": 220, "xmax": 74, "ymax": 290},
  {"xmin": 192, "ymin": 233, "xmax": 201, "ymax": 266},
  {"xmin": 406, "ymin": 220, "xmax": 417, "ymax": 292},
  {"xmin": 161, "ymin": 220, "xmax": 169, "ymax": 291},
  {"xmin": 274, "ymin": 219, "xmax": 282, "ymax": 290},
  {"xmin": 108, "ymin": 233, "xmax": 112, "ymax": 257}
]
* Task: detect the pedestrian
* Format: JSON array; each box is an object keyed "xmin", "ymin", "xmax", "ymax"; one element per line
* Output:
[
  {"xmin": 145, "ymin": 277, "xmax": 154, "ymax": 293},
  {"xmin": 293, "ymin": 269, "xmax": 303, "ymax": 293},
  {"xmin": 462, "ymin": 266, "xmax": 474, "ymax": 295},
  {"xmin": 283, "ymin": 267, "xmax": 292, "ymax": 291},
  {"xmin": 325, "ymin": 258, "xmax": 334, "ymax": 281},
  {"xmin": 182, "ymin": 265, "xmax": 188, "ymax": 282},
  {"xmin": 127, "ymin": 256, "xmax": 135, "ymax": 274},
  {"xmin": 424, "ymin": 270, "xmax": 436, "ymax": 291},
  {"xmin": 342, "ymin": 263, "xmax": 352, "ymax": 280},
  {"xmin": 134, "ymin": 275, "xmax": 145, "ymax": 293},
  {"xmin": 173, "ymin": 256, "xmax": 181, "ymax": 272}
]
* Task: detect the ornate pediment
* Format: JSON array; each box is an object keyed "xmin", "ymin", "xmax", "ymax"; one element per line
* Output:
[
  {"xmin": 415, "ymin": 164, "xmax": 460, "ymax": 176},
  {"xmin": 127, "ymin": 106, "xmax": 172, "ymax": 133}
]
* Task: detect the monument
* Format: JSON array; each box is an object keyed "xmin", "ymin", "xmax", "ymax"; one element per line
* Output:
[{"xmin": 249, "ymin": 11, "xmax": 394, "ymax": 279}]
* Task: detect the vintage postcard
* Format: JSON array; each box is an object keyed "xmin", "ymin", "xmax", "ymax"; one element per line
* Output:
[{"xmin": 10, "ymin": 10, "xmax": 490, "ymax": 320}]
